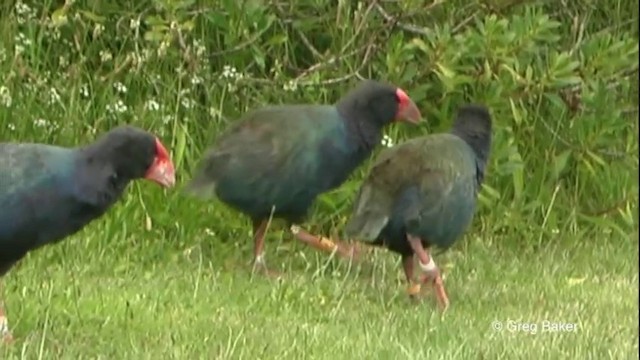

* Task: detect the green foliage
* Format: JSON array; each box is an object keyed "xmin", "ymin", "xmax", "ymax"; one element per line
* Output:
[
  {"xmin": 0, "ymin": 0, "xmax": 637, "ymax": 356},
  {"xmin": 3, "ymin": 0, "xmax": 636, "ymax": 243}
]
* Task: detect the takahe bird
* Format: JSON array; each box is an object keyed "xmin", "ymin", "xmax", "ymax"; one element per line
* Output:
[
  {"xmin": 186, "ymin": 80, "xmax": 422, "ymax": 276},
  {"xmin": 0, "ymin": 125, "xmax": 176, "ymax": 342},
  {"xmin": 344, "ymin": 104, "xmax": 493, "ymax": 310}
]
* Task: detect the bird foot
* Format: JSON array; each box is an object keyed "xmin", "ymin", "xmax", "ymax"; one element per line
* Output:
[
  {"xmin": 406, "ymin": 283, "xmax": 422, "ymax": 303},
  {"xmin": 407, "ymin": 283, "xmax": 421, "ymax": 296},
  {"xmin": 290, "ymin": 225, "xmax": 363, "ymax": 262},
  {"xmin": 420, "ymin": 273, "xmax": 450, "ymax": 311}
]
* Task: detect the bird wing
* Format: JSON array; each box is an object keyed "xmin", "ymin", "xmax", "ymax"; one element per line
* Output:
[
  {"xmin": 0, "ymin": 143, "xmax": 62, "ymax": 200},
  {"xmin": 186, "ymin": 106, "xmax": 344, "ymax": 200},
  {"xmin": 0, "ymin": 144, "xmax": 69, "ymax": 254},
  {"xmin": 346, "ymin": 134, "xmax": 474, "ymax": 240}
]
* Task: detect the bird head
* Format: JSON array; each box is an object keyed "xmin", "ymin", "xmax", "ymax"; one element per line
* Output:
[
  {"xmin": 337, "ymin": 80, "xmax": 423, "ymax": 127},
  {"xmin": 144, "ymin": 137, "xmax": 176, "ymax": 188},
  {"xmin": 91, "ymin": 126, "xmax": 176, "ymax": 188}
]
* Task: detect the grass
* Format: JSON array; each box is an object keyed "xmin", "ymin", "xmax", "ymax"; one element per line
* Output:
[
  {"xmin": 1, "ymin": 210, "xmax": 637, "ymax": 359},
  {"xmin": 1, "ymin": 0, "xmax": 638, "ymax": 358}
]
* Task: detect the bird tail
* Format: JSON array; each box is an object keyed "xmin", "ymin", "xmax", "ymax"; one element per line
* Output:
[
  {"xmin": 183, "ymin": 172, "xmax": 218, "ymax": 199},
  {"xmin": 182, "ymin": 149, "xmax": 223, "ymax": 199},
  {"xmin": 343, "ymin": 184, "xmax": 392, "ymax": 242}
]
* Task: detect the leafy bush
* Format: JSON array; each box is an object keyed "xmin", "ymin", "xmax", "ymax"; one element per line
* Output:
[{"xmin": 0, "ymin": 0, "xmax": 637, "ymax": 247}]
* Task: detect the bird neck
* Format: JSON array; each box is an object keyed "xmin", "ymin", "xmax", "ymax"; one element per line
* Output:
[
  {"xmin": 73, "ymin": 146, "xmax": 128, "ymax": 207},
  {"xmin": 450, "ymin": 127, "xmax": 491, "ymax": 186},
  {"xmin": 451, "ymin": 127, "xmax": 490, "ymax": 163},
  {"xmin": 336, "ymin": 105, "xmax": 384, "ymax": 154}
]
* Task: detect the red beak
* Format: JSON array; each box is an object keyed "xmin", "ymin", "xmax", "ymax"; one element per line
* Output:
[
  {"xmin": 395, "ymin": 88, "xmax": 423, "ymax": 124},
  {"xmin": 144, "ymin": 138, "xmax": 176, "ymax": 188}
]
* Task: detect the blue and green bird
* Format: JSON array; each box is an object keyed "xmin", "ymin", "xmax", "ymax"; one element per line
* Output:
[
  {"xmin": 344, "ymin": 104, "xmax": 493, "ymax": 310},
  {"xmin": 0, "ymin": 126, "xmax": 175, "ymax": 342},
  {"xmin": 186, "ymin": 80, "xmax": 422, "ymax": 276}
]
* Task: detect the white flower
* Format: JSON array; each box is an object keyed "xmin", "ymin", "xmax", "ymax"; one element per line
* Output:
[
  {"xmin": 381, "ymin": 134, "xmax": 394, "ymax": 148},
  {"xmin": 15, "ymin": 33, "xmax": 31, "ymax": 46},
  {"xmin": 191, "ymin": 75, "xmax": 203, "ymax": 85},
  {"xmin": 158, "ymin": 41, "xmax": 170, "ymax": 57},
  {"xmin": 283, "ymin": 80, "xmax": 298, "ymax": 92},
  {"xmin": 80, "ymin": 84, "xmax": 90, "ymax": 98},
  {"xmin": 144, "ymin": 99, "xmax": 160, "ymax": 111},
  {"xmin": 7, "ymin": 123, "xmax": 15, "ymax": 131},
  {"xmin": 193, "ymin": 39, "xmax": 206, "ymax": 57},
  {"xmin": 114, "ymin": 100, "xmax": 127, "ymax": 113},
  {"xmin": 99, "ymin": 50, "xmax": 112, "ymax": 63},
  {"xmin": 181, "ymin": 97, "xmax": 196, "ymax": 109},
  {"xmin": 162, "ymin": 115, "xmax": 172, "ymax": 124},
  {"xmin": 15, "ymin": 2, "xmax": 31, "ymax": 16},
  {"xmin": 130, "ymin": 18, "xmax": 140, "ymax": 30},
  {"xmin": 48, "ymin": 88, "xmax": 61, "ymax": 105},
  {"xmin": 15, "ymin": 2, "xmax": 35, "ymax": 24},
  {"xmin": 208, "ymin": 107, "xmax": 222, "ymax": 119},
  {"xmin": 106, "ymin": 100, "xmax": 128, "ymax": 114},
  {"xmin": 33, "ymin": 119, "xmax": 59, "ymax": 131},
  {"xmin": 221, "ymin": 65, "xmax": 243, "ymax": 79},
  {"xmin": 14, "ymin": 44, "xmax": 25, "ymax": 55},
  {"xmin": 93, "ymin": 24, "xmax": 105, "ymax": 38},
  {"xmin": 113, "ymin": 81, "xmax": 127, "ymax": 94},
  {"xmin": 178, "ymin": 89, "xmax": 196, "ymax": 109},
  {"xmin": 34, "ymin": 118, "xmax": 49, "ymax": 127},
  {"xmin": 0, "ymin": 86, "xmax": 12, "ymax": 107},
  {"xmin": 14, "ymin": 33, "xmax": 31, "ymax": 54}
]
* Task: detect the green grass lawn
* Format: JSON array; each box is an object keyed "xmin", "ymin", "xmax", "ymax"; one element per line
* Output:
[
  {"xmin": 0, "ymin": 1, "xmax": 637, "ymax": 358},
  {"xmin": 1, "ymin": 198, "xmax": 637, "ymax": 359}
]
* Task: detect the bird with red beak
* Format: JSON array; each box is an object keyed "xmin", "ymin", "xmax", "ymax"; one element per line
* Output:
[
  {"xmin": 0, "ymin": 125, "xmax": 176, "ymax": 342},
  {"xmin": 186, "ymin": 79, "xmax": 423, "ymax": 276}
]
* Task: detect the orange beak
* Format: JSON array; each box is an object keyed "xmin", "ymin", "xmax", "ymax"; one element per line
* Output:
[{"xmin": 144, "ymin": 138, "xmax": 176, "ymax": 188}]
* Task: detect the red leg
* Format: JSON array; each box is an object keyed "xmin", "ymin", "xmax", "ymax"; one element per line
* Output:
[
  {"xmin": 251, "ymin": 219, "xmax": 281, "ymax": 278},
  {"xmin": 289, "ymin": 224, "xmax": 361, "ymax": 261},
  {"xmin": 0, "ymin": 281, "xmax": 12, "ymax": 343},
  {"xmin": 402, "ymin": 254, "xmax": 421, "ymax": 301},
  {"xmin": 406, "ymin": 235, "xmax": 450, "ymax": 311}
]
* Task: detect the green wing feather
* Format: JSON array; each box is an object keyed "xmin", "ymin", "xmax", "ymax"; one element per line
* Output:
[
  {"xmin": 345, "ymin": 134, "xmax": 475, "ymax": 241},
  {"xmin": 185, "ymin": 105, "xmax": 346, "ymax": 210}
]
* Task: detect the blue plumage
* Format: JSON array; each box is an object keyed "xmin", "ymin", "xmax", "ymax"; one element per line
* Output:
[
  {"xmin": 0, "ymin": 144, "xmax": 97, "ymax": 274},
  {"xmin": 0, "ymin": 126, "xmax": 175, "ymax": 276},
  {"xmin": 195, "ymin": 106, "xmax": 373, "ymax": 223},
  {"xmin": 185, "ymin": 80, "xmax": 422, "ymax": 275},
  {"xmin": 0, "ymin": 125, "xmax": 175, "ymax": 341}
]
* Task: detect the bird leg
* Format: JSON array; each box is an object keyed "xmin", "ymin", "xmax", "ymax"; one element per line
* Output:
[
  {"xmin": 0, "ymin": 282, "xmax": 12, "ymax": 343},
  {"xmin": 290, "ymin": 224, "xmax": 359, "ymax": 260},
  {"xmin": 406, "ymin": 235, "xmax": 450, "ymax": 310},
  {"xmin": 251, "ymin": 219, "xmax": 281, "ymax": 277},
  {"xmin": 402, "ymin": 254, "xmax": 421, "ymax": 301}
]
